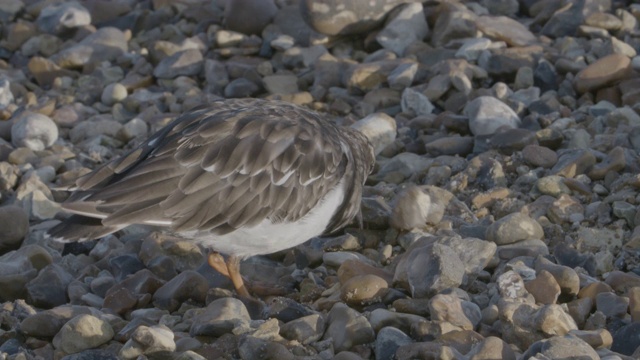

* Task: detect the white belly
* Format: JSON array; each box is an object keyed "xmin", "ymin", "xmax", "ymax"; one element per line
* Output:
[{"xmin": 189, "ymin": 180, "xmax": 346, "ymax": 257}]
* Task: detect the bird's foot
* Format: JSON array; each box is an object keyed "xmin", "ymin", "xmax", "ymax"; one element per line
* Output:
[{"xmin": 208, "ymin": 252, "xmax": 251, "ymax": 298}]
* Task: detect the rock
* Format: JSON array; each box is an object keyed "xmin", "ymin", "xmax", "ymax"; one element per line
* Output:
[
  {"xmin": 351, "ymin": 113, "xmax": 397, "ymax": 155},
  {"xmin": 300, "ymin": 0, "xmax": 415, "ymax": 36},
  {"xmin": 568, "ymin": 329, "xmax": 613, "ymax": 350},
  {"xmin": 0, "ymin": 245, "xmax": 52, "ymax": 302},
  {"xmin": 376, "ymin": 3, "xmax": 428, "ymax": 56},
  {"xmin": 630, "ymin": 287, "xmax": 640, "ymax": 322},
  {"xmin": 0, "ymin": 0, "xmax": 23, "ymax": 22},
  {"xmin": 103, "ymin": 284, "xmax": 138, "ymax": 315},
  {"xmin": 52, "ymin": 314, "xmax": 114, "ymax": 354},
  {"xmin": 466, "ymin": 336, "xmax": 516, "ymax": 360},
  {"xmin": 20, "ymin": 305, "xmax": 94, "ymax": 338},
  {"xmin": 224, "ymin": 78, "xmax": 260, "ymax": 98},
  {"xmin": 401, "ymin": 88, "xmax": 434, "ymax": 116},
  {"xmin": 536, "ymin": 175, "xmax": 571, "ymax": 197},
  {"xmin": 534, "ymin": 256, "xmax": 579, "ymax": 297},
  {"xmin": 120, "ymin": 325, "xmax": 176, "ymax": 359},
  {"xmin": 388, "ymin": 62, "xmax": 418, "ymax": 90},
  {"xmin": 152, "ymin": 270, "xmax": 208, "ymax": 312},
  {"xmin": 154, "ymin": 49, "xmax": 203, "ymax": 79},
  {"xmin": 190, "ymin": 297, "xmax": 250, "ymax": 337},
  {"xmin": 574, "ymin": 54, "xmax": 632, "ymax": 94},
  {"xmin": 475, "ymin": 15, "xmax": 536, "ymax": 47},
  {"xmin": 588, "ymin": 146, "xmax": 626, "ymax": 180},
  {"xmin": 521, "ymin": 335, "xmax": 599, "ymax": 360},
  {"xmin": 596, "ymin": 292, "xmax": 629, "ymax": 319},
  {"xmin": 36, "ymin": 2, "xmax": 91, "ymax": 35},
  {"xmin": 280, "ymin": 314, "xmax": 325, "ymax": 345},
  {"xmin": 368, "ymin": 308, "xmax": 426, "ymax": 335},
  {"xmin": 0, "ymin": 206, "xmax": 29, "ymax": 253},
  {"xmin": 323, "ymin": 302, "xmax": 375, "ymax": 352},
  {"xmin": 611, "ymin": 322, "xmax": 640, "ymax": 356},
  {"xmin": 52, "ymin": 27, "xmax": 128, "ymax": 68},
  {"xmin": 390, "ymin": 185, "xmax": 431, "ymax": 231},
  {"xmin": 393, "ymin": 239, "xmax": 465, "ymax": 298},
  {"xmin": 525, "ymin": 270, "xmax": 561, "ymax": 305},
  {"xmin": 263, "ymin": 74, "xmax": 298, "ymax": 95},
  {"xmin": 432, "ymin": 3, "xmax": 478, "ymax": 47},
  {"xmin": 0, "ymin": 78, "xmax": 14, "ymax": 109},
  {"xmin": 224, "ymin": 0, "xmax": 277, "ymax": 35},
  {"xmin": 101, "ymin": 83, "xmax": 128, "ymax": 106},
  {"xmin": 464, "ymin": 96, "xmax": 521, "ymax": 136},
  {"xmin": 429, "ymin": 294, "xmax": 475, "ymax": 330},
  {"xmin": 551, "ymin": 149, "xmax": 596, "ymax": 178},
  {"xmin": 26, "ymin": 264, "xmax": 72, "ymax": 309},
  {"xmin": 486, "ymin": 212, "xmax": 543, "ymax": 246},
  {"xmin": 340, "ymin": 274, "xmax": 388, "ymax": 306},
  {"xmin": 374, "ymin": 327, "xmax": 412, "ymax": 360},
  {"xmin": 11, "ymin": 112, "xmax": 58, "ymax": 151},
  {"xmin": 522, "ymin": 145, "xmax": 558, "ymax": 168}
]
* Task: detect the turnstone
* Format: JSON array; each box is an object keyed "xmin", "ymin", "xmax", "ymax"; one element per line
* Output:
[{"xmin": 47, "ymin": 98, "xmax": 376, "ymax": 297}]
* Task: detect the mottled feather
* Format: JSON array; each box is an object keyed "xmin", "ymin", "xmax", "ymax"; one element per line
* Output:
[{"xmin": 47, "ymin": 98, "xmax": 375, "ymax": 257}]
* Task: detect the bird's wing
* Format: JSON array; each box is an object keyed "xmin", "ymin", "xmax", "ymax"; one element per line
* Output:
[{"xmin": 62, "ymin": 99, "xmax": 349, "ymax": 236}]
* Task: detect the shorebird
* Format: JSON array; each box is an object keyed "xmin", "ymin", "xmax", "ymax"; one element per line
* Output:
[{"xmin": 47, "ymin": 98, "xmax": 376, "ymax": 297}]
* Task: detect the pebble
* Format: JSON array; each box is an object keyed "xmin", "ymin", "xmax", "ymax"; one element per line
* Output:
[
  {"xmin": 26, "ymin": 264, "xmax": 73, "ymax": 309},
  {"xmin": 190, "ymin": 297, "xmax": 250, "ymax": 337},
  {"xmin": 574, "ymin": 54, "xmax": 632, "ymax": 94},
  {"xmin": 340, "ymin": 274, "xmax": 388, "ymax": 306},
  {"xmin": 224, "ymin": 0, "xmax": 277, "ymax": 35},
  {"xmin": 429, "ymin": 294, "xmax": 475, "ymax": 330},
  {"xmin": 522, "ymin": 144, "xmax": 558, "ymax": 168},
  {"xmin": 389, "ymin": 185, "xmax": 431, "ymax": 231},
  {"xmin": 485, "ymin": 212, "xmax": 544, "ymax": 246},
  {"xmin": 376, "ymin": 3, "xmax": 428, "ymax": 56},
  {"xmin": 153, "ymin": 49, "xmax": 203, "ymax": 79},
  {"xmin": 52, "ymin": 27, "xmax": 128, "ymax": 68},
  {"xmin": 324, "ymin": 302, "xmax": 375, "ymax": 352},
  {"xmin": 521, "ymin": 335, "xmax": 600, "ymax": 360},
  {"xmin": 120, "ymin": 325, "xmax": 176, "ymax": 359},
  {"xmin": 394, "ymin": 240, "xmax": 465, "ymax": 298},
  {"xmin": 299, "ymin": 0, "xmax": 412, "ymax": 36},
  {"xmin": 52, "ymin": 314, "xmax": 114, "ymax": 354},
  {"xmin": 525, "ymin": 270, "xmax": 561, "ymax": 305},
  {"xmin": 11, "ymin": 112, "xmax": 59, "ymax": 151},
  {"xmin": 0, "ymin": 205, "xmax": 29, "ymax": 252},
  {"xmin": 464, "ymin": 96, "xmax": 521, "ymax": 136},
  {"xmin": 36, "ymin": 2, "xmax": 91, "ymax": 35},
  {"xmin": 152, "ymin": 270, "xmax": 208, "ymax": 312},
  {"xmin": 374, "ymin": 327, "xmax": 412, "ymax": 360},
  {"xmin": 279, "ymin": 314, "xmax": 325, "ymax": 344}
]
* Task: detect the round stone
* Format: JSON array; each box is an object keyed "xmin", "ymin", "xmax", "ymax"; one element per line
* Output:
[
  {"xmin": 52, "ymin": 314, "xmax": 114, "ymax": 354},
  {"xmin": 11, "ymin": 112, "xmax": 59, "ymax": 151}
]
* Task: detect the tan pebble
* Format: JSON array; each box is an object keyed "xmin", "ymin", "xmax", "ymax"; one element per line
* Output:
[
  {"xmin": 340, "ymin": 274, "xmax": 388, "ymax": 305},
  {"xmin": 568, "ymin": 329, "xmax": 613, "ymax": 349},
  {"xmin": 577, "ymin": 282, "xmax": 613, "ymax": 302},
  {"xmin": 525, "ymin": 270, "xmax": 561, "ymax": 305}
]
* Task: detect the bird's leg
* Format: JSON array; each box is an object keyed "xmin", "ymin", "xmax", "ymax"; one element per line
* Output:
[{"xmin": 207, "ymin": 252, "xmax": 250, "ymax": 298}]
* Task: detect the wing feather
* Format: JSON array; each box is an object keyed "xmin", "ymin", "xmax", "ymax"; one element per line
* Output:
[{"xmin": 53, "ymin": 98, "xmax": 367, "ymax": 239}]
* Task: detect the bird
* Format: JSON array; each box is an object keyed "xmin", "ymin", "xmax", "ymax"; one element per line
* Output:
[{"xmin": 47, "ymin": 98, "xmax": 376, "ymax": 297}]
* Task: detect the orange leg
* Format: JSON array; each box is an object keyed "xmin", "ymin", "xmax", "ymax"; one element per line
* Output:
[{"xmin": 207, "ymin": 253, "xmax": 250, "ymax": 298}]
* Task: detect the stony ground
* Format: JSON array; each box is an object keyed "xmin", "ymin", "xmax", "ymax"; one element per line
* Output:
[{"xmin": 1, "ymin": 0, "xmax": 640, "ymax": 359}]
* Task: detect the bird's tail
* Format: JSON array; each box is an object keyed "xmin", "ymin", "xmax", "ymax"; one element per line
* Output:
[{"xmin": 45, "ymin": 215, "xmax": 123, "ymax": 242}]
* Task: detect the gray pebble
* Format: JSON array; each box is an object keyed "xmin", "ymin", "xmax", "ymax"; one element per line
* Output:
[
  {"xmin": 190, "ymin": 297, "xmax": 250, "ymax": 337},
  {"xmin": 11, "ymin": 112, "xmax": 59, "ymax": 151}
]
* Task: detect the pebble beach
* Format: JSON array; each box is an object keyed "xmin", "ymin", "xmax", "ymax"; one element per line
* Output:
[{"xmin": 1, "ymin": 0, "xmax": 640, "ymax": 359}]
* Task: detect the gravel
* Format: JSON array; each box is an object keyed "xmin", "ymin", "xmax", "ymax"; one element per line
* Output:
[{"xmin": 1, "ymin": 0, "xmax": 640, "ymax": 359}]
